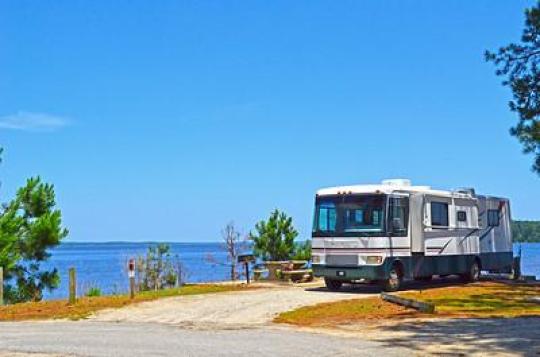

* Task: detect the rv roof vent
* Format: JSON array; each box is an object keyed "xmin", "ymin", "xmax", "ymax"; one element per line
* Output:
[
  {"xmin": 382, "ymin": 179, "xmax": 411, "ymax": 187},
  {"xmin": 455, "ymin": 187, "xmax": 476, "ymax": 196}
]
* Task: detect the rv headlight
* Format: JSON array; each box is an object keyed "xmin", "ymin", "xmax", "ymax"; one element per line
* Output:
[
  {"xmin": 366, "ymin": 256, "xmax": 383, "ymax": 265},
  {"xmin": 312, "ymin": 255, "xmax": 322, "ymax": 264}
]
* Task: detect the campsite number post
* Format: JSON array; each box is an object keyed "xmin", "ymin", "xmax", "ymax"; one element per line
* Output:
[
  {"xmin": 237, "ymin": 254, "xmax": 255, "ymax": 284},
  {"xmin": 128, "ymin": 259, "xmax": 136, "ymax": 299}
]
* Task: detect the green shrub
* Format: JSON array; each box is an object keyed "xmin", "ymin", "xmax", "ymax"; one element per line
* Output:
[
  {"xmin": 292, "ymin": 240, "xmax": 312, "ymax": 261},
  {"xmin": 249, "ymin": 209, "xmax": 298, "ymax": 261},
  {"xmin": 85, "ymin": 287, "xmax": 102, "ymax": 297}
]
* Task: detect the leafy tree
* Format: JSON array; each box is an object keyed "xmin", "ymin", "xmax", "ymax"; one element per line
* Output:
[
  {"xmin": 249, "ymin": 209, "xmax": 298, "ymax": 261},
  {"xmin": 0, "ymin": 173, "xmax": 68, "ymax": 303},
  {"xmin": 486, "ymin": 4, "xmax": 540, "ymax": 174}
]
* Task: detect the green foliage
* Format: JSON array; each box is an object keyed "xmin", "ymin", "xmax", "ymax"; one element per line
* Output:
[
  {"xmin": 512, "ymin": 220, "xmax": 540, "ymax": 242},
  {"xmin": 85, "ymin": 286, "xmax": 102, "ymax": 297},
  {"xmin": 486, "ymin": 4, "xmax": 540, "ymax": 174},
  {"xmin": 0, "ymin": 174, "xmax": 68, "ymax": 303},
  {"xmin": 292, "ymin": 240, "xmax": 312, "ymax": 261},
  {"xmin": 249, "ymin": 209, "xmax": 298, "ymax": 261},
  {"xmin": 136, "ymin": 243, "xmax": 183, "ymax": 291}
]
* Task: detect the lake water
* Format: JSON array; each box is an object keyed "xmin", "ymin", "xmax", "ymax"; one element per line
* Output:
[
  {"xmin": 41, "ymin": 242, "xmax": 540, "ymax": 300},
  {"xmin": 43, "ymin": 242, "xmax": 233, "ymax": 299}
]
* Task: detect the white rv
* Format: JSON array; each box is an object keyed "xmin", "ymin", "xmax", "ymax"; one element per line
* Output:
[{"xmin": 311, "ymin": 179, "xmax": 513, "ymax": 291}]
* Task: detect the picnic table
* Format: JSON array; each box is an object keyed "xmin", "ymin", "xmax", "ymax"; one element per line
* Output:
[{"xmin": 254, "ymin": 260, "xmax": 313, "ymax": 282}]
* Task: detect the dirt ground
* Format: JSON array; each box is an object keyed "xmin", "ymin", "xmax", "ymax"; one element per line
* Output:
[
  {"xmin": 6, "ymin": 280, "xmax": 537, "ymax": 356},
  {"xmin": 91, "ymin": 282, "xmax": 365, "ymax": 329},
  {"xmin": 92, "ymin": 280, "xmax": 540, "ymax": 356}
]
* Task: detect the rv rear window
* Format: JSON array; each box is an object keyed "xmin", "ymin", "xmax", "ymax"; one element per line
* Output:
[
  {"xmin": 457, "ymin": 211, "xmax": 467, "ymax": 222},
  {"xmin": 431, "ymin": 202, "xmax": 449, "ymax": 227},
  {"xmin": 488, "ymin": 209, "xmax": 500, "ymax": 227}
]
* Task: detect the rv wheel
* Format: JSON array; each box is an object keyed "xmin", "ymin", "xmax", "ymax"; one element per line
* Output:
[
  {"xmin": 463, "ymin": 260, "xmax": 481, "ymax": 282},
  {"xmin": 383, "ymin": 265, "xmax": 403, "ymax": 292},
  {"xmin": 324, "ymin": 278, "xmax": 342, "ymax": 291}
]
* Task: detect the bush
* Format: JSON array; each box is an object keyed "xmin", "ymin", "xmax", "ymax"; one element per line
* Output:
[
  {"xmin": 136, "ymin": 243, "xmax": 184, "ymax": 291},
  {"xmin": 85, "ymin": 286, "xmax": 102, "ymax": 297},
  {"xmin": 292, "ymin": 240, "xmax": 311, "ymax": 261}
]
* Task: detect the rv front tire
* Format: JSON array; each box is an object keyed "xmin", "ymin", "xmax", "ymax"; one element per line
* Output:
[
  {"xmin": 324, "ymin": 278, "xmax": 343, "ymax": 291},
  {"xmin": 383, "ymin": 264, "xmax": 403, "ymax": 292},
  {"xmin": 463, "ymin": 260, "xmax": 481, "ymax": 282}
]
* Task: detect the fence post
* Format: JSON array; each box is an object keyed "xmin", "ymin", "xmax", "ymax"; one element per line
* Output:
[
  {"xmin": 0, "ymin": 266, "xmax": 4, "ymax": 306},
  {"xmin": 69, "ymin": 267, "xmax": 76, "ymax": 304}
]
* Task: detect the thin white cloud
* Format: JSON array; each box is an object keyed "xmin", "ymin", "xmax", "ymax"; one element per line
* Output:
[{"xmin": 0, "ymin": 111, "xmax": 70, "ymax": 131}]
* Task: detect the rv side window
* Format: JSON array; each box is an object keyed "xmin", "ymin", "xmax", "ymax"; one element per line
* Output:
[
  {"xmin": 431, "ymin": 202, "xmax": 449, "ymax": 227},
  {"xmin": 457, "ymin": 211, "xmax": 467, "ymax": 222},
  {"xmin": 487, "ymin": 209, "xmax": 499, "ymax": 227}
]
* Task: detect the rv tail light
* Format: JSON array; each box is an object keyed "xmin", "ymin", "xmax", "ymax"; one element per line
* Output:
[{"xmin": 366, "ymin": 256, "xmax": 383, "ymax": 265}]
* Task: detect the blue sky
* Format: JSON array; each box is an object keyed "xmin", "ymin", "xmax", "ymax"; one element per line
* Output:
[{"xmin": 0, "ymin": 1, "xmax": 538, "ymax": 242}]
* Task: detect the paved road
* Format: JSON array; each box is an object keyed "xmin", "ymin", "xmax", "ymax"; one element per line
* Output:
[{"xmin": 0, "ymin": 321, "xmax": 407, "ymax": 357}]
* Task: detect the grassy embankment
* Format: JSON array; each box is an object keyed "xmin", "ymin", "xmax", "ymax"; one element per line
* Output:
[
  {"xmin": 0, "ymin": 284, "xmax": 253, "ymax": 321},
  {"xmin": 275, "ymin": 281, "xmax": 540, "ymax": 327}
]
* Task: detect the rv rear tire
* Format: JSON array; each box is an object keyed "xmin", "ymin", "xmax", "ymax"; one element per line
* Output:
[{"xmin": 324, "ymin": 278, "xmax": 342, "ymax": 291}]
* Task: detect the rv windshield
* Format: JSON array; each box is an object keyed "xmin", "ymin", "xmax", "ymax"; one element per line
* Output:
[{"xmin": 313, "ymin": 194, "xmax": 386, "ymax": 237}]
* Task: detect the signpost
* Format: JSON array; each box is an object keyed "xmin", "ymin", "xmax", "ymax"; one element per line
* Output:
[
  {"xmin": 128, "ymin": 259, "xmax": 136, "ymax": 299},
  {"xmin": 237, "ymin": 254, "xmax": 255, "ymax": 284}
]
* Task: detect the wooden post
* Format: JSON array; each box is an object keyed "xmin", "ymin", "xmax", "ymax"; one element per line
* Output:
[
  {"xmin": 381, "ymin": 292, "xmax": 435, "ymax": 313},
  {"xmin": 130, "ymin": 276, "xmax": 135, "ymax": 299},
  {"xmin": 244, "ymin": 262, "xmax": 250, "ymax": 284},
  {"xmin": 68, "ymin": 267, "xmax": 76, "ymax": 304},
  {"xmin": 0, "ymin": 266, "xmax": 4, "ymax": 306}
]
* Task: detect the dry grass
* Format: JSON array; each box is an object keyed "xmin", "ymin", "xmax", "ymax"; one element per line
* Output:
[
  {"xmin": 0, "ymin": 284, "xmax": 253, "ymax": 321},
  {"xmin": 274, "ymin": 296, "xmax": 417, "ymax": 326},
  {"xmin": 400, "ymin": 281, "xmax": 540, "ymax": 318},
  {"xmin": 275, "ymin": 281, "xmax": 540, "ymax": 327}
]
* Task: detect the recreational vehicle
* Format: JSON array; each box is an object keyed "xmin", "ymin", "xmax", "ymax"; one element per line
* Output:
[{"xmin": 311, "ymin": 179, "xmax": 513, "ymax": 291}]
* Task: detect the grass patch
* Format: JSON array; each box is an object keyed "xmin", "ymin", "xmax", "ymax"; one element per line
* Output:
[
  {"xmin": 0, "ymin": 284, "xmax": 253, "ymax": 321},
  {"xmin": 275, "ymin": 297, "xmax": 416, "ymax": 326},
  {"xmin": 399, "ymin": 281, "xmax": 540, "ymax": 318},
  {"xmin": 274, "ymin": 282, "xmax": 540, "ymax": 327}
]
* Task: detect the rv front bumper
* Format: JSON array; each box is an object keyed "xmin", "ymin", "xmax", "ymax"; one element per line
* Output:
[{"xmin": 312, "ymin": 264, "xmax": 388, "ymax": 281}]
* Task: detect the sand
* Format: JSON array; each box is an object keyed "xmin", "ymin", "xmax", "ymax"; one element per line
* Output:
[{"xmin": 91, "ymin": 283, "xmax": 366, "ymax": 329}]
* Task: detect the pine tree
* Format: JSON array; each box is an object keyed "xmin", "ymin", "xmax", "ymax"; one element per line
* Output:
[
  {"xmin": 249, "ymin": 209, "xmax": 298, "ymax": 261},
  {"xmin": 486, "ymin": 4, "xmax": 540, "ymax": 174},
  {"xmin": 0, "ymin": 149, "xmax": 68, "ymax": 303}
]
